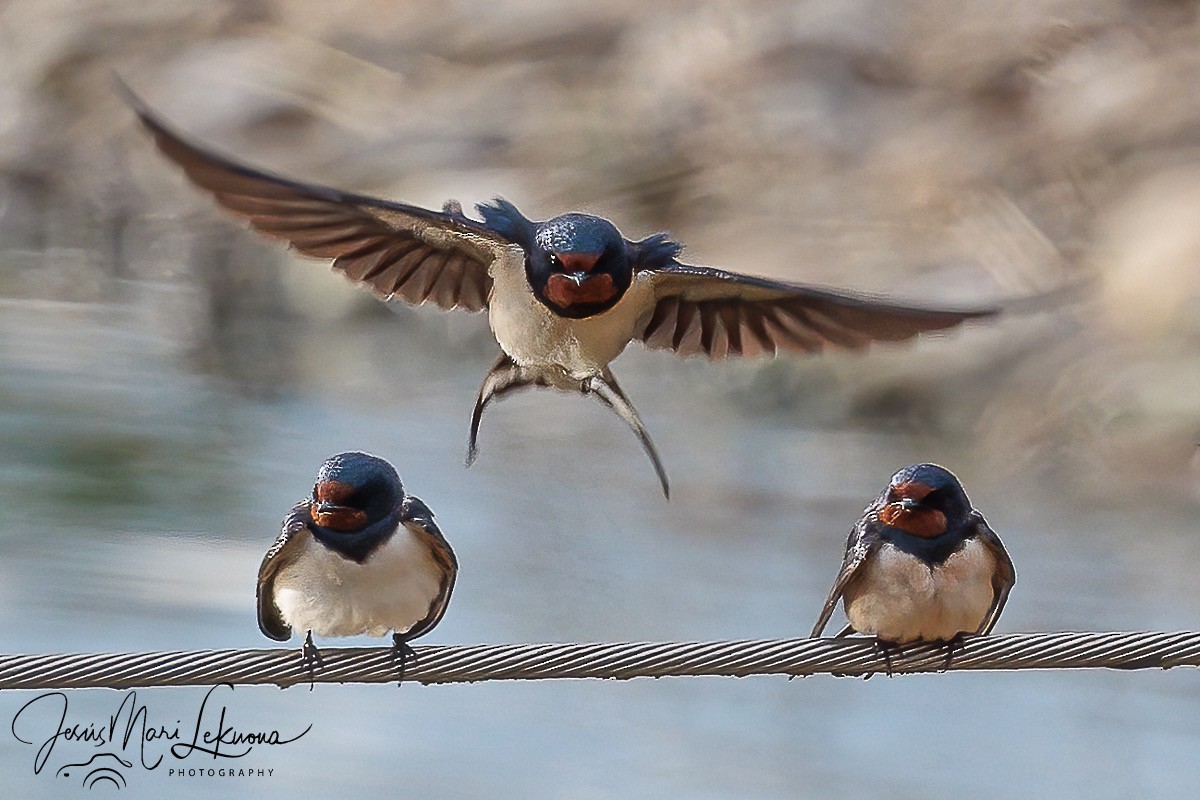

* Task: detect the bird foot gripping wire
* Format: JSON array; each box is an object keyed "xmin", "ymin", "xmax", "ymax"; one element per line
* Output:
[
  {"xmin": 874, "ymin": 639, "xmax": 904, "ymax": 677},
  {"xmin": 391, "ymin": 633, "xmax": 418, "ymax": 686},
  {"xmin": 301, "ymin": 631, "xmax": 325, "ymax": 691},
  {"xmin": 938, "ymin": 634, "xmax": 967, "ymax": 672},
  {"xmin": 864, "ymin": 635, "xmax": 964, "ymax": 676}
]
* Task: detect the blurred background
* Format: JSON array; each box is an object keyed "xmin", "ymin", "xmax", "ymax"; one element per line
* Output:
[{"xmin": 1, "ymin": 0, "xmax": 1199, "ymax": 797}]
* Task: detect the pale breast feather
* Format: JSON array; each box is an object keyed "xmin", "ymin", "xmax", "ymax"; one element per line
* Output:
[
  {"xmin": 488, "ymin": 249, "xmax": 655, "ymax": 376},
  {"xmin": 271, "ymin": 524, "xmax": 447, "ymax": 639},
  {"xmin": 844, "ymin": 538, "xmax": 1000, "ymax": 643}
]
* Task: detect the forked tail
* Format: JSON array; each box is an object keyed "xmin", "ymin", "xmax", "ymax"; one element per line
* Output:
[
  {"xmin": 585, "ymin": 371, "xmax": 670, "ymax": 500},
  {"xmin": 467, "ymin": 356, "xmax": 670, "ymax": 499},
  {"xmin": 467, "ymin": 352, "xmax": 531, "ymax": 466}
]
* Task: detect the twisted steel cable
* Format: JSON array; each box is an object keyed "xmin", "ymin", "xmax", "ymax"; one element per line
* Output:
[{"xmin": 0, "ymin": 632, "xmax": 1198, "ymax": 690}]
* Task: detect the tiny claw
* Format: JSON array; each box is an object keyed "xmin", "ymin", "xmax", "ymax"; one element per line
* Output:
[
  {"xmin": 874, "ymin": 638, "xmax": 903, "ymax": 677},
  {"xmin": 302, "ymin": 630, "xmax": 325, "ymax": 691},
  {"xmin": 391, "ymin": 633, "xmax": 418, "ymax": 686},
  {"xmin": 940, "ymin": 633, "xmax": 967, "ymax": 672}
]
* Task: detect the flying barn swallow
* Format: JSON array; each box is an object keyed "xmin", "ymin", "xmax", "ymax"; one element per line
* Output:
[
  {"xmin": 123, "ymin": 85, "xmax": 996, "ymax": 498},
  {"xmin": 257, "ymin": 452, "xmax": 456, "ymax": 684},
  {"xmin": 810, "ymin": 464, "xmax": 1015, "ymax": 663}
]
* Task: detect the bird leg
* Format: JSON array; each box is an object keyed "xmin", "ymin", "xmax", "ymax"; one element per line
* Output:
[
  {"xmin": 301, "ymin": 630, "xmax": 325, "ymax": 691},
  {"xmin": 939, "ymin": 633, "xmax": 967, "ymax": 672},
  {"xmin": 584, "ymin": 371, "xmax": 670, "ymax": 499},
  {"xmin": 391, "ymin": 632, "xmax": 418, "ymax": 686},
  {"xmin": 874, "ymin": 638, "xmax": 904, "ymax": 677}
]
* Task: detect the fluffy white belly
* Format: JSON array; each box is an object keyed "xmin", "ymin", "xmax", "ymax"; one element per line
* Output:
[
  {"xmin": 487, "ymin": 246, "xmax": 655, "ymax": 378},
  {"xmin": 273, "ymin": 528, "xmax": 443, "ymax": 639},
  {"xmin": 845, "ymin": 539, "xmax": 997, "ymax": 644}
]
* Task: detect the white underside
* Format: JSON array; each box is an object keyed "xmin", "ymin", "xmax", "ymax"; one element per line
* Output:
[
  {"xmin": 487, "ymin": 245, "xmax": 656, "ymax": 380},
  {"xmin": 273, "ymin": 526, "xmax": 443, "ymax": 638},
  {"xmin": 844, "ymin": 538, "xmax": 997, "ymax": 643}
]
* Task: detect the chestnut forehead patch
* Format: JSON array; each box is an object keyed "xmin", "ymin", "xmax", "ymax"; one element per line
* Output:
[
  {"xmin": 315, "ymin": 480, "xmax": 356, "ymax": 504},
  {"xmin": 890, "ymin": 480, "xmax": 934, "ymax": 501},
  {"xmin": 553, "ymin": 251, "xmax": 601, "ymax": 273}
]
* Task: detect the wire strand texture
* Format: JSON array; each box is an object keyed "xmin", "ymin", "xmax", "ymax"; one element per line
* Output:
[{"xmin": 0, "ymin": 632, "xmax": 1197, "ymax": 691}]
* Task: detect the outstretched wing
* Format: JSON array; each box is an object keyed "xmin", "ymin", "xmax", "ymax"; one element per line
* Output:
[
  {"xmin": 122, "ymin": 83, "xmax": 511, "ymax": 311},
  {"xmin": 810, "ymin": 514, "xmax": 883, "ymax": 638},
  {"xmin": 640, "ymin": 263, "xmax": 996, "ymax": 359},
  {"xmin": 971, "ymin": 512, "xmax": 1016, "ymax": 635},
  {"xmin": 256, "ymin": 502, "xmax": 314, "ymax": 641},
  {"xmin": 398, "ymin": 495, "xmax": 458, "ymax": 642}
]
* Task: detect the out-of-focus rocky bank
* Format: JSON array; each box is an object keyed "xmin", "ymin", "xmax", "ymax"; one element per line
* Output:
[{"xmin": 2, "ymin": 0, "xmax": 1199, "ymax": 503}]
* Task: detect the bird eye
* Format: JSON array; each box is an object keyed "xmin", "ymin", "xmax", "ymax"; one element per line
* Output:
[{"xmin": 548, "ymin": 254, "xmax": 562, "ymax": 271}]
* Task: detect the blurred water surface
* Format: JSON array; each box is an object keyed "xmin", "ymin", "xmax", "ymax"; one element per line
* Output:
[
  {"xmin": 1, "ymin": 288, "xmax": 1199, "ymax": 799},
  {"xmin": 2, "ymin": 0, "xmax": 1200, "ymax": 797}
]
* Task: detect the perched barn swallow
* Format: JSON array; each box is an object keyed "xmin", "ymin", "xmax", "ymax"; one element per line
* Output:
[
  {"xmin": 257, "ymin": 451, "xmax": 456, "ymax": 683},
  {"xmin": 810, "ymin": 464, "xmax": 1015, "ymax": 657},
  {"xmin": 124, "ymin": 85, "xmax": 996, "ymax": 498}
]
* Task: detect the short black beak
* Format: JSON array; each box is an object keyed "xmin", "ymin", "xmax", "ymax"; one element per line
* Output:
[
  {"xmin": 315, "ymin": 501, "xmax": 346, "ymax": 514},
  {"xmin": 899, "ymin": 498, "xmax": 921, "ymax": 512},
  {"xmin": 565, "ymin": 271, "xmax": 587, "ymax": 286}
]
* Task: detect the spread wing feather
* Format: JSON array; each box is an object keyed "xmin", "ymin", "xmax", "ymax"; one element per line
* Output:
[
  {"xmin": 642, "ymin": 263, "xmax": 995, "ymax": 360},
  {"xmin": 123, "ymin": 84, "xmax": 509, "ymax": 312}
]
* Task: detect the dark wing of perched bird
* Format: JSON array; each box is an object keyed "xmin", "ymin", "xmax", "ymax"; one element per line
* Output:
[
  {"xmin": 640, "ymin": 263, "xmax": 996, "ymax": 360},
  {"xmin": 256, "ymin": 502, "xmax": 314, "ymax": 641},
  {"xmin": 120, "ymin": 83, "xmax": 512, "ymax": 312},
  {"xmin": 970, "ymin": 511, "xmax": 1016, "ymax": 635},
  {"xmin": 397, "ymin": 495, "xmax": 458, "ymax": 642},
  {"xmin": 810, "ymin": 512, "xmax": 883, "ymax": 638}
]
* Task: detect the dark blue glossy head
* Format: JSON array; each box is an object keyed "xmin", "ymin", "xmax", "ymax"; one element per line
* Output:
[
  {"xmin": 523, "ymin": 213, "xmax": 631, "ymax": 319},
  {"xmin": 878, "ymin": 463, "xmax": 973, "ymax": 539},
  {"xmin": 534, "ymin": 213, "xmax": 622, "ymax": 254},
  {"xmin": 314, "ymin": 451, "xmax": 403, "ymax": 502},
  {"xmin": 309, "ymin": 452, "xmax": 405, "ymax": 561},
  {"xmin": 477, "ymin": 199, "xmax": 682, "ymax": 319},
  {"xmin": 888, "ymin": 464, "xmax": 965, "ymax": 496}
]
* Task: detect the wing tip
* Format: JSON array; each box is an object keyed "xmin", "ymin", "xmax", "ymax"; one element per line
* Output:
[
  {"xmin": 256, "ymin": 595, "xmax": 293, "ymax": 642},
  {"xmin": 112, "ymin": 73, "xmax": 174, "ymax": 140},
  {"xmin": 258, "ymin": 622, "xmax": 292, "ymax": 642},
  {"xmin": 960, "ymin": 305, "xmax": 1002, "ymax": 321}
]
